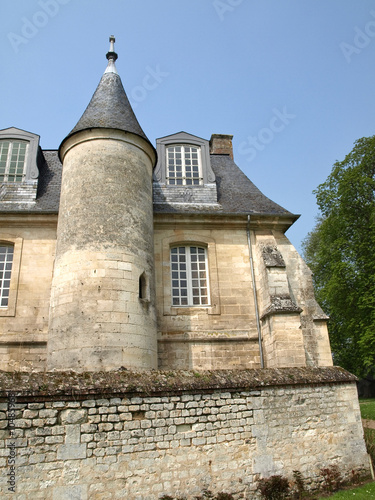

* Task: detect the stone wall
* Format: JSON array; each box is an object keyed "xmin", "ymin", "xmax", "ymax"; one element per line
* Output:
[
  {"xmin": 0, "ymin": 218, "xmax": 56, "ymax": 371},
  {"xmin": 0, "ymin": 367, "xmax": 370, "ymax": 499},
  {"xmin": 154, "ymin": 221, "xmax": 261, "ymax": 370}
]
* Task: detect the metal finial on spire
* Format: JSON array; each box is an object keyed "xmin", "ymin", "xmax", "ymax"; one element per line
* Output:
[
  {"xmin": 109, "ymin": 35, "xmax": 115, "ymax": 53},
  {"xmin": 105, "ymin": 35, "xmax": 118, "ymax": 74}
]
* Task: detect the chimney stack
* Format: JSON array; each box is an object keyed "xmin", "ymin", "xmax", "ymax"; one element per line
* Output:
[{"xmin": 209, "ymin": 134, "xmax": 233, "ymax": 159}]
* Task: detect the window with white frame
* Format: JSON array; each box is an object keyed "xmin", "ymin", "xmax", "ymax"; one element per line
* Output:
[
  {"xmin": 0, "ymin": 245, "xmax": 14, "ymax": 307},
  {"xmin": 0, "ymin": 140, "xmax": 28, "ymax": 182},
  {"xmin": 171, "ymin": 246, "xmax": 210, "ymax": 306},
  {"xmin": 166, "ymin": 145, "xmax": 202, "ymax": 185}
]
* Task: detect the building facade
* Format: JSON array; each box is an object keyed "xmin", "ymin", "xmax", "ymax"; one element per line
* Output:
[{"xmin": 0, "ymin": 38, "xmax": 332, "ymax": 372}]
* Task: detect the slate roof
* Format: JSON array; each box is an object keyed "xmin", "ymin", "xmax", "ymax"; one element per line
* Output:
[
  {"xmin": 0, "ymin": 150, "xmax": 61, "ymax": 213},
  {"xmin": 59, "ymin": 71, "xmax": 154, "ymax": 162},
  {"xmin": 0, "ymin": 150, "xmax": 296, "ymax": 219},
  {"xmin": 153, "ymin": 154, "xmax": 295, "ymax": 217}
]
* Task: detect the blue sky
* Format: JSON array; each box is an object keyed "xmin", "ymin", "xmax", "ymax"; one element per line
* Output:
[{"xmin": 1, "ymin": 0, "xmax": 375, "ymax": 252}]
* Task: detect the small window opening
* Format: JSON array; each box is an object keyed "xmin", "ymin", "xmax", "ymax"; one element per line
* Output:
[{"xmin": 139, "ymin": 272, "xmax": 147, "ymax": 300}]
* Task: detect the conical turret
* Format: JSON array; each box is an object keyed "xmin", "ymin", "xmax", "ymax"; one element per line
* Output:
[
  {"xmin": 59, "ymin": 36, "xmax": 152, "ymax": 157},
  {"xmin": 48, "ymin": 37, "xmax": 157, "ymax": 372}
]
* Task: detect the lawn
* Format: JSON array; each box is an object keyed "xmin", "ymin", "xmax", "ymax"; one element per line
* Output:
[
  {"xmin": 318, "ymin": 481, "xmax": 375, "ymax": 499},
  {"xmin": 359, "ymin": 398, "xmax": 375, "ymax": 421}
]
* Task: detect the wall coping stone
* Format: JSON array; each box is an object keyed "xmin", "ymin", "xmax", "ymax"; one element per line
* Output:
[{"xmin": 0, "ymin": 367, "xmax": 356, "ymax": 402}]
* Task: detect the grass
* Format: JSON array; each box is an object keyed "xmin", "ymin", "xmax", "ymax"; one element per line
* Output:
[
  {"xmin": 318, "ymin": 481, "xmax": 375, "ymax": 498},
  {"xmin": 359, "ymin": 398, "xmax": 375, "ymax": 421}
]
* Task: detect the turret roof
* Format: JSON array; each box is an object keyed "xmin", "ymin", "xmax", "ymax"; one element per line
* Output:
[{"xmin": 58, "ymin": 36, "xmax": 153, "ymax": 160}]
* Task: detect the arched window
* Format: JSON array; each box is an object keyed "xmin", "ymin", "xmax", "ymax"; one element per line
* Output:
[
  {"xmin": 166, "ymin": 145, "xmax": 202, "ymax": 186},
  {"xmin": 170, "ymin": 246, "xmax": 210, "ymax": 306},
  {"xmin": 0, "ymin": 140, "xmax": 28, "ymax": 182},
  {"xmin": 0, "ymin": 245, "xmax": 14, "ymax": 307}
]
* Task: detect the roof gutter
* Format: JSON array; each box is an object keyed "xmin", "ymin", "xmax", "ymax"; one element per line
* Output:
[{"xmin": 247, "ymin": 214, "xmax": 264, "ymax": 368}]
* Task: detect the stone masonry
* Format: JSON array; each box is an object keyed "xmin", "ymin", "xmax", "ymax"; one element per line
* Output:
[{"xmin": 0, "ymin": 367, "xmax": 370, "ymax": 499}]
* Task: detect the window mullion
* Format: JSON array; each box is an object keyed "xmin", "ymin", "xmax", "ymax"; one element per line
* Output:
[
  {"xmin": 205, "ymin": 250, "xmax": 210, "ymax": 305},
  {"xmin": 182, "ymin": 146, "xmax": 186, "ymax": 185},
  {"xmin": 5, "ymin": 143, "xmax": 12, "ymax": 181},
  {"xmin": 198, "ymin": 148, "xmax": 203, "ymax": 183}
]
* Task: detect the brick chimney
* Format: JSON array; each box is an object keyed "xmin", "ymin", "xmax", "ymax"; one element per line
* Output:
[{"xmin": 209, "ymin": 134, "xmax": 234, "ymax": 159}]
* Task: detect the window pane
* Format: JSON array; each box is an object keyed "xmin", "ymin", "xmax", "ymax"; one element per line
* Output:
[
  {"xmin": 166, "ymin": 145, "xmax": 202, "ymax": 186},
  {"xmin": 170, "ymin": 245, "xmax": 210, "ymax": 307},
  {"xmin": 0, "ymin": 140, "xmax": 27, "ymax": 182},
  {"xmin": 0, "ymin": 245, "xmax": 13, "ymax": 307}
]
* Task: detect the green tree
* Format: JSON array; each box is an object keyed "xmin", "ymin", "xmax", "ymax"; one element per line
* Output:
[{"xmin": 302, "ymin": 136, "xmax": 375, "ymax": 377}]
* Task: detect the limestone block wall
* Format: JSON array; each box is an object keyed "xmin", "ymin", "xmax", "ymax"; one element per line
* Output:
[
  {"xmin": 0, "ymin": 367, "xmax": 369, "ymax": 499},
  {"xmin": 261, "ymin": 314, "xmax": 306, "ymax": 368},
  {"xmin": 154, "ymin": 221, "xmax": 260, "ymax": 370},
  {"xmin": 158, "ymin": 334, "xmax": 260, "ymax": 370},
  {"xmin": 0, "ymin": 219, "xmax": 56, "ymax": 371}
]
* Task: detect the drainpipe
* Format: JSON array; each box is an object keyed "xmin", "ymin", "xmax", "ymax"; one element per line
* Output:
[{"xmin": 247, "ymin": 215, "xmax": 264, "ymax": 368}]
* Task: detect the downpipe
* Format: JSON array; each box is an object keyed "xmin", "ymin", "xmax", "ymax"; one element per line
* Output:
[{"xmin": 246, "ymin": 215, "xmax": 264, "ymax": 368}]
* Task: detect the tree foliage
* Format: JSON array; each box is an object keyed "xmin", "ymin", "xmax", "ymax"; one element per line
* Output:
[{"xmin": 302, "ymin": 136, "xmax": 375, "ymax": 376}]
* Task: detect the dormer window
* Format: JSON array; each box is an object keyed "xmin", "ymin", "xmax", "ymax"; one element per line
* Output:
[
  {"xmin": 0, "ymin": 140, "xmax": 28, "ymax": 182},
  {"xmin": 166, "ymin": 145, "xmax": 202, "ymax": 186},
  {"xmin": 0, "ymin": 128, "xmax": 40, "ymax": 204},
  {"xmin": 153, "ymin": 132, "xmax": 218, "ymax": 205}
]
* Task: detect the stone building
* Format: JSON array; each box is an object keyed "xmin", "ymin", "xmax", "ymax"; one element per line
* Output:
[
  {"xmin": 0, "ymin": 37, "xmax": 332, "ymax": 373},
  {"xmin": 0, "ymin": 38, "xmax": 371, "ymax": 500}
]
